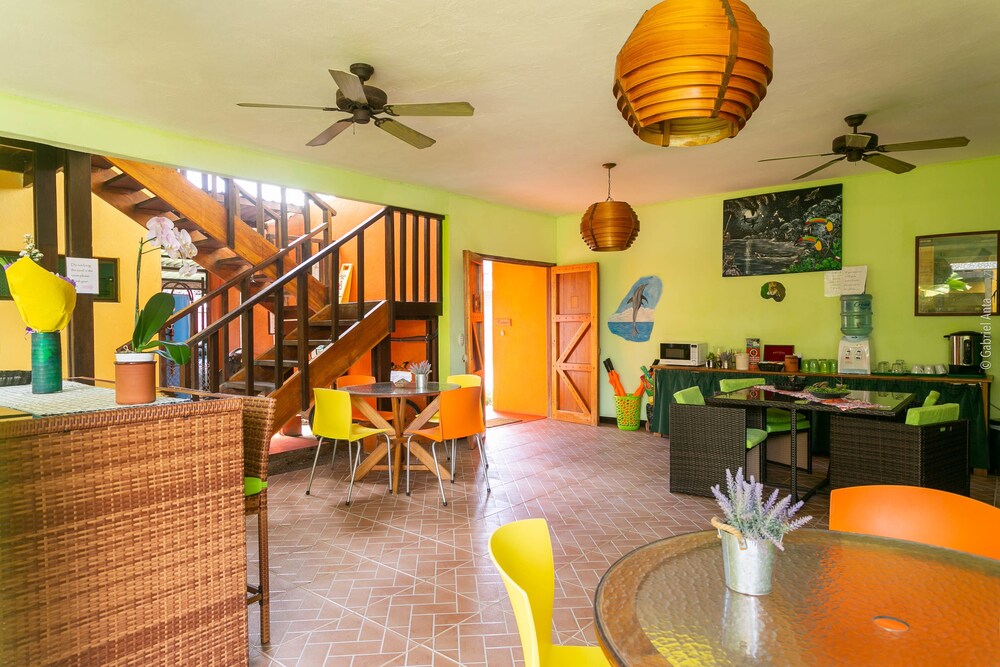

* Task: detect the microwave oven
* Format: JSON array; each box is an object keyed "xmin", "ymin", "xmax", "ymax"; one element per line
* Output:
[{"xmin": 659, "ymin": 342, "xmax": 708, "ymax": 366}]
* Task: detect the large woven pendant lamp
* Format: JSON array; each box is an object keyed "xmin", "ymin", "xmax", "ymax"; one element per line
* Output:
[
  {"xmin": 580, "ymin": 163, "xmax": 640, "ymax": 252},
  {"xmin": 614, "ymin": 0, "xmax": 773, "ymax": 147}
]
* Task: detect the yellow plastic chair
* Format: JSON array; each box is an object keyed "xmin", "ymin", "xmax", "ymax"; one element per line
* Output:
[
  {"xmin": 307, "ymin": 388, "xmax": 393, "ymax": 505},
  {"xmin": 489, "ymin": 519, "xmax": 612, "ymax": 667}
]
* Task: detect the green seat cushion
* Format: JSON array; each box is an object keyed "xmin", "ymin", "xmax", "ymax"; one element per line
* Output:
[
  {"xmin": 673, "ymin": 386, "xmax": 705, "ymax": 405},
  {"xmin": 922, "ymin": 390, "xmax": 941, "ymax": 407},
  {"xmin": 245, "ymin": 476, "xmax": 267, "ymax": 497},
  {"xmin": 719, "ymin": 377, "xmax": 765, "ymax": 393},
  {"xmin": 746, "ymin": 428, "xmax": 767, "ymax": 449},
  {"xmin": 765, "ymin": 409, "xmax": 810, "ymax": 432},
  {"xmin": 905, "ymin": 403, "xmax": 960, "ymax": 426}
]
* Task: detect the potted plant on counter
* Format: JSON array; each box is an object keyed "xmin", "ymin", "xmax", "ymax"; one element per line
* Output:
[
  {"xmin": 710, "ymin": 468, "xmax": 812, "ymax": 596},
  {"xmin": 115, "ymin": 217, "xmax": 197, "ymax": 405}
]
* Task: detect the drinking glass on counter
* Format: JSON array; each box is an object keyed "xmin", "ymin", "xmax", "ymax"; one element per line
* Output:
[
  {"xmin": 877, "ymin": 361, "xmax": 890, "ymax": 373},
  {"xmin": 892, "ymin": 359, "xmax": 906, "ymax": 374}
]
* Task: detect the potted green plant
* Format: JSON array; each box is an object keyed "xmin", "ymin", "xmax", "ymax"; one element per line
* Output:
[
  {"xmin": 718, "ymin": 349, "xmax": 736, "ymax": 369},
  {"xmin": 408, "ymin": 360, "xmax": 432, "ymax": 390},
  {"xmin": 114, "ymin": 217, "xmax": 197, "ymax": 404},
  {"xmin": 706, "ymin": 351, "xmax": 718, "ymax": 368},
  {"xmin": 710, "ymin": 468, "xmax": 812, "ymax": 596}
]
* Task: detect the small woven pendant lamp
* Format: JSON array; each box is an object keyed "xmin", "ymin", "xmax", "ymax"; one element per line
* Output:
[
  {"xmin": 614, "ymin": 0, "xmax": 773, "ymax": 147},
  {"xmin": 580, "ymin": 163, "xmax": 640, "ymax": 252}
]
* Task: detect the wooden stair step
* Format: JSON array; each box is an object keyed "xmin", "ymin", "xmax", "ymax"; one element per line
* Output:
[
  {"xmin": 104, "ymin": 171, "xmax": 145, "ymax": 191},
  {"xmin": 134, "ymin": 196, "xmax": 176, "ymax": 212},
  {"xmin": 194, "ymin": 237, "xmax": 225, "ymax": 251},
  {"xmin": 255, "ymin": 358, "xmax": 299, "ymax": 369},
  {"xmin": 219, "ymin": 380, "xmax": 276, "ymax": 394},
  {"xmin": 283, "ymin": 318, "xmax": 357, "ymax": 329},
  {"xmin": 282, "ymin": 338, "xmax": 332, "ymax": 346},
  {"xmin": 91, "ymin": 155, "xmax": 115, "ymax": 169},
  {"xmin": 215, "ymin": 256, "xmax": 249, "ymax": 267},
  {"xmin": 172, "ymin": 218, "xmax": 201, "ymax": 232}
]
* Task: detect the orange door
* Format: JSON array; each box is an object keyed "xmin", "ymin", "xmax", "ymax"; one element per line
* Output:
[
  {"xmin": 492, "ymin": 262, "xmax": 548, "ymax": 416},
  {"xmin": 463, "ymin": 250, "xmax": 485, "ymax": 375},
  {"xmin": 550, "ymin": 263, "xmax": 598, "ymax": 425}
]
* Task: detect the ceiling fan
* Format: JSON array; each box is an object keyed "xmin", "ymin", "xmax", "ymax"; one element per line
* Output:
[
  {"xmin": 237, "ymin": 63, "xmax": 474, "ymax": 149},
  {"xmin": 760, "ymin": 114, "xmax": 969, "ymax": 180}
]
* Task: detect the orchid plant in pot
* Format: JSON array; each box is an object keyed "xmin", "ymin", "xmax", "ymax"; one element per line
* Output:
[
  {"xmin": 710, "ymin": 468, "xmax": 812, "ymax": 596},
  {"xmin": 114, "ymin": 217, "xmax": 198, "ymax": 404}
]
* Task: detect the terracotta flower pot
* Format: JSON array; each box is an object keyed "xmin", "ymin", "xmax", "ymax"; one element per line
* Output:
[{"xmin": 114, "ymin": 353, "xmax": 156, "ymax": 405}]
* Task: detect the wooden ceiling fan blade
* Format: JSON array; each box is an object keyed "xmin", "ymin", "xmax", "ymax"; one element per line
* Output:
[
  {"xmin": 306, "ymin": 119, "xmax": 354, "ymax": 147},
  {"xmin": 759, "ymin": 152, "xmax": 837, "ymax": 163},
  {"xmin": 382, "ymin": 102, "xmax": 475, "ymax": 117},
  {"xmin": 329, "ymin": 69, "xmax": 368, "ymax": 105},
  {"xmin": 863, "ymin": 153, "xmax": 915, "ymax": 174},
  {"xmin": 375, "ymin": 118, "xmax": 435, "ymax": 149},
  {"xmin": 237, "ymin": 102, "xmax": 333, "ymax": 110},
  {"xmin": 793, "ymin": 157, "xmax": 846, "ymax": 180},
  {"xmin": 877, "ymin": 137, "xmax": 970, "ymax": 152}
]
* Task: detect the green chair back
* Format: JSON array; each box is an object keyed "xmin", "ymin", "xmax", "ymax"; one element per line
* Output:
[
  {"xmin": 905, "ymin": 403, "xmax": 960, "ymax": 426},
  {"xmin": 719, "ymin": 377, "xmax": 765, "ymax": 393},
  {"xmin": 922, "ymin": 390, "xmax": 941, "ymax": 407},
  {"xmin": 673, "ymin": 386, "xmax": 705, "ymax": 405}
]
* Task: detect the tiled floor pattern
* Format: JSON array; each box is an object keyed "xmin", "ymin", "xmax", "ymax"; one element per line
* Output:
[{"xmin": 249, "ymin": 420, "xmax": 999, "ymax": 666}]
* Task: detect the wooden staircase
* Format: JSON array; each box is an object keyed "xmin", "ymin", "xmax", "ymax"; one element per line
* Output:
[{"xmin": 94, "ymin": 154, "xmax": 446, "ymax": 431}]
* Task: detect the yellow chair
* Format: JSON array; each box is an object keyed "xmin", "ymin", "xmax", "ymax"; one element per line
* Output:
[
  {"xmin": 307, "ymin": 388, "xmax": 393, "ymax": 505},
  {"xmin": 489, "ymin": 519, "xmax": 612, "ymax": 667}
]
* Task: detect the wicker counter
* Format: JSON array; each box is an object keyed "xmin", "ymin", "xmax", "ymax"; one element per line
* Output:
[{"xmin": 0, "ymin": 397, "xmax": 248, "ymax": 665}]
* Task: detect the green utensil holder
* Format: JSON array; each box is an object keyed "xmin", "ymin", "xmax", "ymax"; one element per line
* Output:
[
  {"xmin": 615, "ymin": 395, "xmax": 641, "ymax": 431},
  {"xmin": 31, "ymin": 331, "xmax": 62, "ymax": 394}
]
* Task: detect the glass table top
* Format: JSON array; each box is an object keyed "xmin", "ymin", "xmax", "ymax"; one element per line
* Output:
[
  {"xmin": 341, "ymin": 381, "xmax": 460, "ymax": 397},
  {"xmin": 712, "ymin": 387, "xmax": 915, "ymax": 414}
]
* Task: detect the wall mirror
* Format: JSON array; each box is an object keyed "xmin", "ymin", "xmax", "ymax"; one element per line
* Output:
[{"xmin": 915, "ymin": 231, "xmax": 999, "ymax": 315}]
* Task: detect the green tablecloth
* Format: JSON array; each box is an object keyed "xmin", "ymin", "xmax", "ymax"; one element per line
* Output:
[{"xmin": 654, "ymin": 369, "xmax": 991, "ymax": 470}]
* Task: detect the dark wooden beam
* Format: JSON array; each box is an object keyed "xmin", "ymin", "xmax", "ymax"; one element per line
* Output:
[
  {"xmin": 64, "ymin": 150, "xmax": 95, "ymax": 380},
  {"xmin": 32, "ymin": 145, "xmax": 59, "ymax": 272}
]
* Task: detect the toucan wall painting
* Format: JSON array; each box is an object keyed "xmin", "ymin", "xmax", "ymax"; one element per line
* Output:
[
  {"xmin": 722, "ymin": 184, "xmax": 843, "ymax": 277},
  {"xmin": 608, "ymin": 276, "xmax": 662, "ymax": 342}
]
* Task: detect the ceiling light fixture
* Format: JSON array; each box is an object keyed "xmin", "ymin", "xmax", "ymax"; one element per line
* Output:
[
  {"xmin": 581, "ymin": 163, "xmax": 640, "ymax": 252},
  {"xmin": 614, "ymin": 0, "xmax": 773, "ymax": 147}
]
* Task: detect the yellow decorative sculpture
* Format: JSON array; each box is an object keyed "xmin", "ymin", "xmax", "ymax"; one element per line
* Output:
[{"xmin": 6, "ymin": 256, "xmax": 77, "ymax": 332}]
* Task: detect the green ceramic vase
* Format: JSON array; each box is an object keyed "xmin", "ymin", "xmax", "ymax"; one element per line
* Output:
[{"xmin": 31, "ymin": 331, "xmax": 62, "ymax": 394}]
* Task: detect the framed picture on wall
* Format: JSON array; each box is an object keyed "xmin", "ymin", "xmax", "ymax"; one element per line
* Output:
[
  {"xmin": 915, "ymin": 231, "xmax": 999, "ymax": 316},
  {"xmin": 722, "ymin": 184, "xmax": 842, "ymax": 277}
]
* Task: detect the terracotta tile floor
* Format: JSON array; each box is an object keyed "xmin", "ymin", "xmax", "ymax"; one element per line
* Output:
[{"xmin": 248, "ymin": 420, "xmax": 999, "ymax": 666}]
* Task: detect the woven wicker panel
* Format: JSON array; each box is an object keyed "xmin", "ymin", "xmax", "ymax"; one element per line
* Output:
[
  {"xmin": 0, "ymin": 398, "xmax": 248, "ymax": 666},
  {"xmin": 669, "ymin": 403, "xmax": 760, "ymax": 497},
  {"xmin": 829, "ymin": 416, "xmax": 969, "ymax": 496}
]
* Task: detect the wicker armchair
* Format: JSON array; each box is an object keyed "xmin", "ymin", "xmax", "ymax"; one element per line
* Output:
[
  {"xmin": 241, "ymin": 395, "xmax": 277, "ymax": 644},
  {"xmin": 829, "ymin": 414, "xmax": 969, "ymax": 495},
  {"xmin": 0, "ymin": 370, "xmax": 31, "ymax": 386},
  {"xmin": 669, "ymin": 402, "xmax": 764, "ymax": 497}
]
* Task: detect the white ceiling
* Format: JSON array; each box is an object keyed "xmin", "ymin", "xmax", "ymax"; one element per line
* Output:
[{"xmin": 3, "ymin": 1, "xmax": 1000, "ymax": 215}]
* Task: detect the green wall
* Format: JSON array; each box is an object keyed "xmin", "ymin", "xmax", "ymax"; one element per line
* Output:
[
  {"xmin": 555, "ymin": 156, "xmax": 1000, "ymax": 418},
  {"xmin": 0, "ymin": 91, "xmax": 556, "ymax": 376}
]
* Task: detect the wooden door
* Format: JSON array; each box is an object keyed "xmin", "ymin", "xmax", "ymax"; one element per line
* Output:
[
  {"xmin": 550, "ymin": 263, "xmax": 598, "ymax": 424},
  {"xmin": 492, "ymin": 262, "xmax": 548, "ymax": 415},
  {"xmin": 463, "ymin": 250, "xmax": 485, "ymax": 374}
]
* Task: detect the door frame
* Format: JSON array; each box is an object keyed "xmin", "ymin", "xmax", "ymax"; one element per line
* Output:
[{"xmin": 463, "ymin": 250, "xmax": 556, "ymax": 415}]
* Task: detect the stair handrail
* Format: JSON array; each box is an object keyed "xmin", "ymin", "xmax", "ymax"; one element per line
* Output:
[
  {"xmin": 183, "ymin": 207, "xmax": 391, "ymax": 345},
  {"xmin": 123, "ymin": 219, "xmax": 332, "ymax": 348}
]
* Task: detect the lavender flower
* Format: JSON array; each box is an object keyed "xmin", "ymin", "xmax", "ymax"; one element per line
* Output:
[{"xmin": 711, "ymin": 468, "xmax": 812, "ymax": 550}]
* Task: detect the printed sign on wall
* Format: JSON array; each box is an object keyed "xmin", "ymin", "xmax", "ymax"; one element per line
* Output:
[{"xmin": 608, "ymin": 276, "xmax": 662, "ymax": 342}]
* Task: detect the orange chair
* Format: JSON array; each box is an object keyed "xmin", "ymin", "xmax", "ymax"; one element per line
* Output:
[
  {"xmin": 404, "ymin": 385, "xmax": 489, "ymax": 505},
  {"xmin": 830, "ymin": 485, "xmax": 1000, "ymax": 560}
]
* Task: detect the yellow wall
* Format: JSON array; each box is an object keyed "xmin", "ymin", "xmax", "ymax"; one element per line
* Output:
[
  {"xmin": 0, "ymin": 170, "xmax": 159, "ymax": 380},
  {"xmin": 555, "ymin": 156, "xmax": 1000, "ymax": 418},
  {"xmin": 491, "ymin": 262, "xmax": 548, "ymax": 416}
]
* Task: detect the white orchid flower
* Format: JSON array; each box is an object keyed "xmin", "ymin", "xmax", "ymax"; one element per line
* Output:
[{"xmin": 178, "ymin": 261, "xmax": 198, "ymax": 278}]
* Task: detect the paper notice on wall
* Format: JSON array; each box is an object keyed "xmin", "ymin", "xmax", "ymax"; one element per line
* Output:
[
  {"xmin": 65, "ymin": 257, "xmax": 99, "ymax": 294},
  {"xmin": 825, "ymin": 266, "xmax": 867, "ymax": 296}
]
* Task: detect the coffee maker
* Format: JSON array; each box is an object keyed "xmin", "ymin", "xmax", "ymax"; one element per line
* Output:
[{"xmin": 945, "ymin": 331, "xmax": 985, "ymax": 375}]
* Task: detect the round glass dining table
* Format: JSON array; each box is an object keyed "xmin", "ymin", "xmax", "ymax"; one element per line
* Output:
[
  {"xmin": 343, "ymin": 381, "xmax": 458, "ymax": 493},
  {"xmin": 594, "ymin": 529, "xmax": 1000, "ymax": 666}
]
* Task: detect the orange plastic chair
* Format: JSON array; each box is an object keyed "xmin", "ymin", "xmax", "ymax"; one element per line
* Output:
[
  {"xmin": 830, "ymin": 485, "xmax": 1000, "ymax": 560},
  {"xmin": 308, "ymin": 388, "xmax": 393, "ymax": 505},
  {"xmin": 428, "ymin": 373, "xmax": 482, "ymax": 424},
  {"xmin": 488, "ymin": 519, "xmax": 611, "ymax": 667},
  {"xmin": 404, "ymin": 385, "xmax": 489, "ymax": 505}
]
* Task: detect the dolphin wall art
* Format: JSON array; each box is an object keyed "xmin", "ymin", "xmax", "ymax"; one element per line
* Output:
[{"xmin": 608, "ymin": 276, "xmax": 662, "ymax": 342}]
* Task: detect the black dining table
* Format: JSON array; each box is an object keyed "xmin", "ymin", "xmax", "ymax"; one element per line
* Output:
[{"xmin": 707, "ymin": 387, "xmax": 916, "ymax": 501}]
